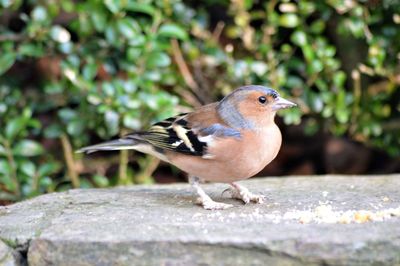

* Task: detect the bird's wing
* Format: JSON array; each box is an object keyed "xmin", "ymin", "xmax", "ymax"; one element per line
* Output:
[{"xmin": 128, "ymin": 112, "xmax": 241, "ymax": 157}]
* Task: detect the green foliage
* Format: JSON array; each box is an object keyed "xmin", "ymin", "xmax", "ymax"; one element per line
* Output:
[
  {"xmin": 0, "ymin": 0, "xmax": 399, "ymax": 202},
  {"xmin": 0, "ymin": 86, "xmax": 60, "ymax": 200},
  {"xmin": 1, "ymin": 0, "xmax": 182, "ymax": 199}
]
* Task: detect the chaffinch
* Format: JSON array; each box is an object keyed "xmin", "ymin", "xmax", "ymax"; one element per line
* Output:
[{"xmin": 78, "ymin": 85, "xmax": 296, "ymax": 210}]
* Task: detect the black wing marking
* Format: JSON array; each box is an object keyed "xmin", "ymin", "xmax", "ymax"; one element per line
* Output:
[
  {"xmin": 125, "ymin": 113, "xmax": 241, "ymax": 157},
  {"xmin": 140, "ymin": 113, "xmax": 206, "ymax": 156},
  {"xmin": 125, "ymin": 113, "xmax": 202, "ymax": 156}
]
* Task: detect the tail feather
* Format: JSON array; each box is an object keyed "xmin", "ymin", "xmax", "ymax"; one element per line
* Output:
[{"xmin": 76, "ymin": 138, "xmax": 141, "ymax": 154}]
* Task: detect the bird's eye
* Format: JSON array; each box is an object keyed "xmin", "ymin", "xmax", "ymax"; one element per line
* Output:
[{"xmin": 258, "ymin": 96, "xmax": 267, "ymax": 104}]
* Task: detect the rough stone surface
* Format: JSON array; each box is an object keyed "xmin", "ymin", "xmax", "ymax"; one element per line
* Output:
[
  {"xmin": 0, "ymin": 175, "xmax": 400, "ymax": 266},
  {"xmin": 0, "ymin": 240, "xmax": 20, "ymax": 266}
]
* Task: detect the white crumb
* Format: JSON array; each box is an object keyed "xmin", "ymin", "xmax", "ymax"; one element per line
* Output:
[
  {"xmin": 192, "ymin": 204, "xmax": 400, "ymax": 225},
  {"xmin": 282, "ymin": 204, "xmax": 400, "ymax": 224},
  {"xmin": 192, "ymin": 213, "xmax": 202, "ymax": 219},
  {"xmin": 382, "ymin": 196, "xmax": 390, "ymax": 202},
  {"xmin": 228, "ymin": 212, "xmax": 237, "ymax": 218}
]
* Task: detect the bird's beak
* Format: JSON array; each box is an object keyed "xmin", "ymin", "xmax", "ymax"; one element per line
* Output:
[{"xmin": 272, "ymin": 96, "xmax": 297, "ymax": 111}]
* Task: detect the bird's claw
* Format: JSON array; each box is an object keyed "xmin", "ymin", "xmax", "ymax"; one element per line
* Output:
[
  {"xmin": 228, "ymin": 186, "xmax": 265, "ymax": 204},
  {"xmin": 196, "ymin": 197, "xmax": 233, "ymax": 210}
]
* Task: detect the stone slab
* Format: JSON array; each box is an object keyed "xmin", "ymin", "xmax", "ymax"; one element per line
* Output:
[{"xmin": 0, "ymin": 175, "xmax": 399, "ymax": 265}]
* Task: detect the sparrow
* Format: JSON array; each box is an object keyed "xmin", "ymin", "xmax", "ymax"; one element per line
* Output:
[{"xmin": 77, "ymin": 85, "xmax": 297, "ymax": 210}]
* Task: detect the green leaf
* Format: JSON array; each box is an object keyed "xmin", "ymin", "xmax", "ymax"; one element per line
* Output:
[
  {"xmin": 39, "ymin": 176, "xmax": 53, "ymax": 188},
  {"xmin": 0, "ymin": 53, "xmax": 16, "ymax": 75},
  {"xmin": 251, "ymin": 61, "xmax": 268, "ymax": 76},
  {"xmin": 299, "ymin": 1, "xmax": 315, "ymax": 15},
  {"xmin": 0, "ymin": 0, "xmax": 13, "ymax": 8},
  {"xmin": 13, "ymin": 140, "xmax": 44, "ymax": 157},
  {"xmin": 333, "ymin": 71, "xmax": 346, "ymax": 88},
  {"xmin": 0, "ymin": 159, "xmax": 14, "ymax": 191},
  {"xmin": 122, "ymin": 80, "xmax": 137, "ymax": 93},
  {"xmin": 80, "ymin": 179, "xmax": 94, "ymax": 188},
  {"xmin": 61, "ymin": 0, "xmax": 74, "ymax": 12},
  {"xmin": 102, "ymin": 82, "xmax": 115, "ymax": 96},
  {"xmin": 82, "ymin": 63, "xmax": 98, "ymax": 80},
  {"xmin": 117, "ymin": 18, "xmax": 140, "ymax": 40},
  {"xmin": 0, "ymin": 103, "xmax": 7, "ymax": 114},
  {"xmin": 0, "ymin": 144, "xmax": 6, "ymax": 156},
  {"xmin": 87, "ymin": 93, "xmax": 102, "ymax": 105},
  {"xmin": 105, "ymin": 110, "xmax": 119, "ymax": 136},
  {"xmin": 291, "ymin": 31, "xmax": 307, "ymax": 46},
  {"xmin": 335, "ymin": 108, "xmax": 349, "ymax": 123},
  {"xmin": 67, "ymin": 120, "xmax": 85, "ymax": 136},
  {"xmin": 301, "ymin": 45, "xmax": 314, "ymax": 62},
  {"xmin": 58, "ymin": 109, "xmax": 77, "ymax": 123},
  {"xmin": 58, "ymin": 42, "xmax": 73, "ymax": 54},
  {"xmin": 38, "ymin": 162, "xmax": 59, "ymax": 177},
  {"xmin": 105, "ymin": 24, "xmax": 119, "ymax": 46},
  {"xmin": 279, "ymin": 14, "xmax": 300, "ymax": 28},
  {"xmin": 147, "ymin": 52, "xmax": 171, "ymax": 68},
  {"xmin": 334, "ymin": 90, "xmax": 350, "ymax": 123},
  {"xmin": 143, "ymin": 71, "xmax": 161, "ymax": 82},
  {"xmin": 31, "ymin": 6, "xmax": 48, "ymax": 22},
  {"xmin": 126, "ymin": 2, "xmax": 156, "ymax": 16},
  {"xmin": 78, "ymin": 13, "xmax": 94, "ymax": 36},
  {"xmin": 5, "ymin": 117, "xmax": 26, "ymax": 140},
  {"xmin": 20, "ymin": 161, "xmax": 36, "ymax": 177},
  {"xmin": 0, "ymin": 159, "xmax": 11, "ymax": 175},
  {"xmin": 282, "ymin": 108, "xmax": 302, "ymax": 125},
  {"xmin": 18, "ymin": 43, "xmax": 45, "ymax": 57},
  {"xmin": 44, "ymin": 82, "xmax": 63, "ymax": 94},
  {"xmin": 44, "ymin": 124, "xmax": 63, "ymax": 139},
  {"xmin": 322, "ymin": 106, "xmax": 333, "ymax": 118},
  {"xmin": 307, "ymin": 60, "xmax": 323, "ymax": 73},
  {"xmin": 26, "ymin": 118, "xmax": 41, "ymax": 130},
  {"xmin": 93, "ymin": 174, "xmax": 109, "ymax": 187},
  {"xmin": 128, "ymin": 35, "xmax": 146, "ymax": 47},
  {"xmin": 90, "ymin": 10, "xmax": 107, "ymax": 32},
  {"xmin": 104, "ymin": 0, "xmax": 121, "ymax": 13},
  {"xmin": 123, "ymin": 114, "xmax": 141, "ymax": 130},
  {"xmin": 310, "ymin": 20, "xmax": 325, "ymax": 34},
  {"xmin": 50, "ymin": 25, "xmax": 71, "ymax": 43},
  {"xmin": 127, "ymin": 47, "xmax": 142, "ymax": 60},
  {"xmin": 158, "ymin": 24, "xmax": 188, "ymax": 40}
]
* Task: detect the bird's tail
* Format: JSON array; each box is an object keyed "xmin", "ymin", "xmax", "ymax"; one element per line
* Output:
[{"xmin": 76, "ymin": 136, "xmax": 144, "ymax": 154}]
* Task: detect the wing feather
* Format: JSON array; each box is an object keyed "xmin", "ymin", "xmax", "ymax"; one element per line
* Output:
[{"xmin": 123, "ymin": 113, "xmax": 240, "ymax": 157}]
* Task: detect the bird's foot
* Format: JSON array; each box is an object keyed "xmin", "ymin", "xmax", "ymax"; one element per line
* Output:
[
  {"xmin": 190, "ymin": 176, "xmax": 233, "ymax": 210},
  {"xmin": 228, "ymin": 183, "xmax": 265, "ymax": 204},
  {"xmin": 196, "ymin": 196, "xmax": 233, "ymax": 210}
]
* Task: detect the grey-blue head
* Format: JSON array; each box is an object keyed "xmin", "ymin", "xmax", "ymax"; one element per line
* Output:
[{"xmin": 217, "ymin": 85, "xmax": 296, "ymax": 129}]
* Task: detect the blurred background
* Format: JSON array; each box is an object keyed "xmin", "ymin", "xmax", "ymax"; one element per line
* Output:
[{"xmin": 0, "ymin": 0, "xmax": 399, "ymax": 204}]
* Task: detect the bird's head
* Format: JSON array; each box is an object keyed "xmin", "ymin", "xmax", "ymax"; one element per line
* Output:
[{"xmin": 217, "ymin": 85, "xmax": 297, "ymax": 129}]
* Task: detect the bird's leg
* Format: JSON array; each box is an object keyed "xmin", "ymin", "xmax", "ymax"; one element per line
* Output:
[
  {"xmin": 228, "ymin": 183, "xmax": 265, "ymax": 204},
  {"xmin": 189, "ymin": 176, "xmax": 233, "ymax": 210}
]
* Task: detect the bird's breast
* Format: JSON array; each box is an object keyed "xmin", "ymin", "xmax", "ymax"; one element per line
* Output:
[
  {"xmin": 234, "ymin": 125, "xmax": 282, "ymax": 178},
  {"xmin": 168, "ymin": 124, "xmax": 282, "ymax": 183}
]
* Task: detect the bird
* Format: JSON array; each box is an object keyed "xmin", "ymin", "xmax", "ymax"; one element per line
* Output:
[{"xmin": 77, "ymin": 85, "xmax": 297, "ymax": 210}]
